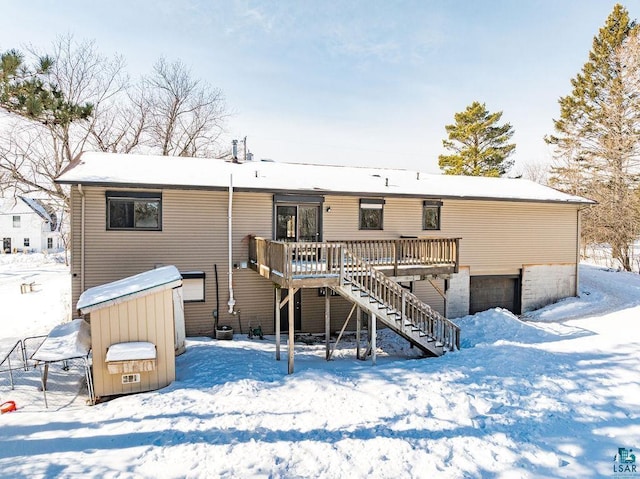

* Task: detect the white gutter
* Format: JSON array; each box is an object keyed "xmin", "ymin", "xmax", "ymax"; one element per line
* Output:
[
  {"xmin": 78, "ymin": 184, "xmax": 86, "ymax": 293},
  {"xmin": 227, "ymin": 174, "xmax": 236, "ymax": 313}
]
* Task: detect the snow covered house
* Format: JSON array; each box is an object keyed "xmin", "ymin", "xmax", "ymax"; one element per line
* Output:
[
  {"xmin": 56, "ymin": 151, "xmax": 592, "ymax": 359},
  {"xmin": 0, "ymin": 196, "xmax": 63, "ymax": 254}
]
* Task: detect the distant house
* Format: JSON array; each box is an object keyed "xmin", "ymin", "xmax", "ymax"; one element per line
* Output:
[
  {"xmin": 0, "ymin": 196, "xmax": 64, "ymax": 254},
  {"xmin": 56, "ymin": 152, "xmax": 593, "ymax": 360}
]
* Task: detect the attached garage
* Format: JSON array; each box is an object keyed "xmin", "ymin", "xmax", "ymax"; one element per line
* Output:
[{"xmin": 469, "ymin": 274, "xmax": 521, "ymax": 315}]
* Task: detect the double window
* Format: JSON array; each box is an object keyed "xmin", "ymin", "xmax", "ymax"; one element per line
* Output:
[
  {"xmin": 106, "ymin": 191, "xmax": 162, "ymax": 231},
  {"xmin": 423, "ymin": 200, "xmax": 442, "ymax": 230},
  {"xmin": 359, "ymin": 199, "xmax": 384, "ymax": 230}
]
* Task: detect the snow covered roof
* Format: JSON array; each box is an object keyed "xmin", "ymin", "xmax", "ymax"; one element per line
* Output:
[
  {"xmin": 77, "ymin": 265, "xmax": 182, "ymax": 314},
  {"xmin": 19, "ymin": 197, "xmax": 52, "ymax": 222},
  {"xmin": 56, "ymin": 151, "xmax": 593, "ymax": 204}
]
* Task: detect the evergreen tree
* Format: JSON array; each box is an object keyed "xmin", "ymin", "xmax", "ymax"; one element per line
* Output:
[
  {"xmin": 438, "ymin": 101, "xmax": 515, "ymax": 177},
  {"xmin": 0, "ymin": 49, "xmax": 93, "ymax": 126},
  {"xmin": 546, "ymin": 4, "xmax": 640, "ymax": 271}
]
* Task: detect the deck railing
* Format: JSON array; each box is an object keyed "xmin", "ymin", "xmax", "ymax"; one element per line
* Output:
[
  {"xmin": 341, "ymin": 238, "xmax": 459, "ymax": 273},
  {"xmin": 249, "ymin": 236, "xmax": 459, "ymax": 283}
]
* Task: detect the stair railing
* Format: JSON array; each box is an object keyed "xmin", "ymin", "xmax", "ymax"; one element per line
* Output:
[{"xmin": 341, "ymin": 247, "xmax": 460, "ymax": 351}]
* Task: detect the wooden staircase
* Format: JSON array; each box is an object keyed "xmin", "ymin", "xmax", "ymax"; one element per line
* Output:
[{"xmin": 333, "ymin": 248, "xmax": 460, "ymax": 357}]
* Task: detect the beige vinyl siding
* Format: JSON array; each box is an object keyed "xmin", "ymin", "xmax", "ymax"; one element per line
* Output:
[
  {"xmin": 413, "ymin": 279, "xmax": 445, "ymax": 315},
  {"xmin": 444, "ymin": 199, "xmax": 577, "ymax": 275},
  {"xmin": 71, "ymin": 187, "xmax": 579, "ymax": 336},
  {"xmin": 89, "ymin": 288, "xmax": 175, "ymax": 398},
  {"xmin": 70, "ymin": 186, "xmax": 83, "ymax": 310},
  {"xmin": 323, "ymin": 196, "xmax": 578, "ymax": 275},
  {"xmin": 71, "ymin": 187, "xmax": 279, "ymax": 336},
  {"xmin": 73, "ymin": 187, "xmax": 230, "ymax": 336},
  {"xmin": 298, "ymin": 280, "xmax": 445, "ymax": 334},
  {"xmin": 300, "ymin": 289, "xmax": 359, "ymax": 333},
  {"xmin": 221, "ymin": 192, "xmax": 275, "ymax": 332}
]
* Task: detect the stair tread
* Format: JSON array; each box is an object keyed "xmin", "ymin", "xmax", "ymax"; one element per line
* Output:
[{"xmin": 339, "ymin": 250, "xmax": 459, "ymax": 358}]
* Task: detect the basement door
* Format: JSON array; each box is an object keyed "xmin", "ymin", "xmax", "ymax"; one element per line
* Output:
[
  {"xmin": 469, "ymin": 274, "xmax": 521, "ymax": 315},
  {"xmin": 277, "ymin": 289, "xmax": 302, "ymax": 331}
]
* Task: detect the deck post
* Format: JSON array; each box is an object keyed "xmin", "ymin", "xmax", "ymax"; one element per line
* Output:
[
  {"xmin": 275, "ymin": 287, "xmax": 281, "ymax": 361},
  {"xmin": 288, "ymin": 287, "xmax": 296, "ymax": 374},
  {"xmin": 367, "ymin": 313, "xmax": 372, "ymax": 357},
  {"xmin": 325, "ymin": 289, "xmax": 331, "ymax": 360},
  {"xmin": 394, "ymin": 240, "xmax": 399, "ymax": 276},
  {"xmin": 356, "ymin": 307, "xmax": 361, "ymax": 359},
  {"xmin": 371, "ymin": 313, "xmax": 377, "ymax": 366}
]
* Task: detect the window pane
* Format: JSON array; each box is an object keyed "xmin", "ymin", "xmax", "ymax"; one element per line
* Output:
[
  {"xmin": 298, "ymin": 206, "xmax": 319, "ymax": 242},
  {"xmin": 24, "ymin": 238, "xmax": 30, "ymax": 247},
  {"xmin": 109, "ymin": 200, "xmax": 134, "ymax": 228},
  {"xmin": 13, "ymin": 216, "xmax": 20, "ymax": 228},
  {"xmin": 423, "ymin": 206, "xmax": 440, "ymax": 230},
  {"xmin": 134, "ymin": 201, "xmax": 159, "ymax": 228},
  {"xmin": 276, "ymin": 205, "xmax": 297, "ymax": 241},
  {"xmin": 360, "ymin": 208, "xmax": 383, "ymax": 230}
]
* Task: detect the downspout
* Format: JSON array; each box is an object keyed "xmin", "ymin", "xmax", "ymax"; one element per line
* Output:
[
  {"xmin": 78, "ymin": 184, "xmax": 86, "ymax": 294},
  {"xmin": 228, "ymin": 174, "xmax": 236, "ymax": 313},
  {"xmin": 576, "ymin": 206, "xmax": 582, "ymax": 297}
]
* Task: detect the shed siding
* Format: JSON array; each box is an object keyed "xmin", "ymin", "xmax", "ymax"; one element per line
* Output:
[{"xmin": 90, "ymin": 288, "xmax": 175, "ymax": 398}]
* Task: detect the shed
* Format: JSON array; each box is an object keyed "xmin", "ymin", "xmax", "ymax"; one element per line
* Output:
[{"xmin": 77, "ymin": 265, "xmax": 183, "ymax": 399}]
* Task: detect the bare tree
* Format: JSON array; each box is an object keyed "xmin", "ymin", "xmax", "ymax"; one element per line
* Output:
[
  {"xmin": 0, "ymin": 36, "xmax": 230, "ymax": 213},
  {"xmin": 0, "ymin": 35, "xmax": 128, "ymax": 210},
  {"xmin": 513, "ymin": 160, "xmax": 551, "ymax": 185},
  {"xmin": 145, "ymin": 58, "xmax": 227, "ymax": 157}
]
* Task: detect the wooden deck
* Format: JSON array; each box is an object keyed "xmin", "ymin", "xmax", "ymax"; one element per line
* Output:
[{"xmin": 248, "ymin": 237, "xmax": 460, "ymax": 288}]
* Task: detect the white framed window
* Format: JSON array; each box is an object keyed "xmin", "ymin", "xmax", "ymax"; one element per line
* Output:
[{"xmin": 13, "ymin": 216, "xmax": 20, "ymax": 228}]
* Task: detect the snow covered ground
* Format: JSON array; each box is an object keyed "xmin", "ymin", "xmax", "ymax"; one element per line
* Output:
[{"xmin": 1, "ymin": 253, "xmax": 639, "ymax": 478}]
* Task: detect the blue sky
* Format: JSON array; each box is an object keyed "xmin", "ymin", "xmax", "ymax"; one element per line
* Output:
[{"xmin": 0, "ymin": 1, "xmax": 629, "ymax": 173}]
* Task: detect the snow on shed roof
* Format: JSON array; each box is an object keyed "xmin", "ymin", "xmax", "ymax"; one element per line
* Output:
[
  {"xmin": 56, "ymin": 151, "xmax": 593, "ymax": 204},
  {"xmin": 77, "ymin": 265, "xmax": 182, "ymax": 314}
]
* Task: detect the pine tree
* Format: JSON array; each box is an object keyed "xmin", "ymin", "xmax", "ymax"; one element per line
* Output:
[
  {"xmin": 546, "ymin": 4, "xmax": 640, "ymax": 271},
  {"xmin": 0, "ymin": 49, "xmax": 93, "ymax": 126},
  {"xmin": 438, "ymin": 101, "xmax": 515, "ymax": 177}
]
